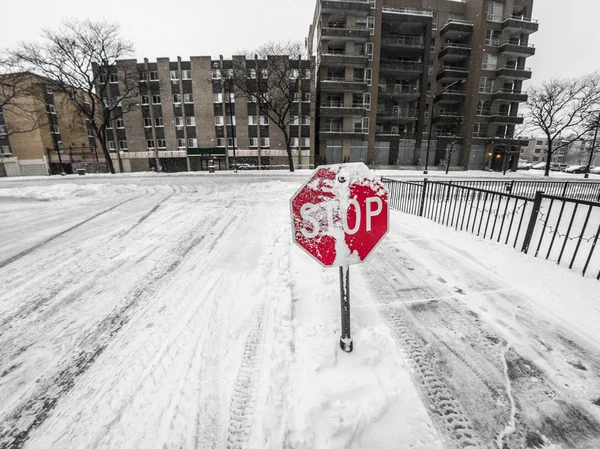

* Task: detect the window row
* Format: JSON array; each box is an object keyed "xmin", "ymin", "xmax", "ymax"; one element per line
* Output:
[
  {"xmin": 108, "ymin": 140, "xmax": 129, "ymax": 150},
  {"xmin": 141, "ymin": 94, "xmax": 194, "ymax": 105}
]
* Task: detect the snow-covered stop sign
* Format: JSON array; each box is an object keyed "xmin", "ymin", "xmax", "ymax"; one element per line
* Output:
[{"xmin": 290, "ymin": 163, "xmax": 389, "ymax": 267}]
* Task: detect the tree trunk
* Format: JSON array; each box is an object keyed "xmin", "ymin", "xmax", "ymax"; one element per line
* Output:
[
  {"xmin": 544, "ymin": 137, "xmax": 552, "ymax": 177},
  {"xmin": 99, "ymin": 140, "xmax": 116, "ymax": 174},
  {"xmin": 286, "ymin": 146, "xmax": 295, "ymax": 172}
]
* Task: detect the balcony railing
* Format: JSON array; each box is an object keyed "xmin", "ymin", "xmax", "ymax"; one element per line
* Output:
[
  {"xmin": 382, "ymin": 6, "xmax": 433, "ymax": 17},
  {"xmin": 378, "ymin": 84, "xmax": 420, "ymax": 95},
  {"xmin": 379, "ymin": 62, "xmax": 423, "ymax": 73},
  {"xmin": 376, "ymin": 107, "xmax": 419, "ymax": 119},
  {"xmin": 381, "ymin": 35, "xmax": 424, "ymax": 47},
  {"xmin": 505, "ymin": 15, "xmax": 538, "ymax": 23},
  {"xmin": 442, "ymin": 18, "xmax": 473, "ymax": 27},
  {"xmin": 440, "ymin": 43, "xmax": 471, "ymax": 50}
]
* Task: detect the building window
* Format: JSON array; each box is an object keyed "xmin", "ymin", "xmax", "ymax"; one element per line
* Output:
[
  {"xmin": 0, "ymin": 125, "xmax": 7, "ymax": 137},
  {"xmin": 367, "ymin": 16, "xmax": 375, "ymax": 35},
  {"xmin": 87, "ymin": 128, "xmax": 95, "ymax": 137},
  {"xmin": 212, "ymin": 69, "xmax": 221, "ymax": 80},
  {"xmin": 182, "ymin": 70, "xmax": 192, "ymax": 80},
  {"xmin": 146, "ymin": 139, "xmax": 155, "ymax": 149},
  {"xmin": 482, "ymin": 53, "xmax": 498, "ymax": 70},
  {"xmin": 188, "ymin": 138, "xmax": 198, "ymax": 147},
  {"xmin": 472, "ymin": 123, "xmax": 488, "ymax": 137},
  {"xmin": 216, "ymin": 138, "xmax": 225, "ymax": 147},
  {"xmin": 248, "ymin": 115, "xmax": 257, "ymax": 125},
  {"xmin": 170, "ymin": 70, "xmax": 179, "ymax": 81},
  {"xmin": 476, "ymin": 100, "xmax": 492, "ymax": 116},
  {"xmin": 109, "ymin": 73, "xmax": 119, "ymax": 83},
  {"xmin": 479, "ymin": 77, "xmax": 494, "ymax": 93},
  {"xmin": 141, "ymin": 95, "xmax": 149, "ymax": 105},
  {"xmin": 177, "ymin": 138, "xmax": 186, "ymax": 148},
  {"xmin": 293, "ymin": 92, "xmax": 299, "ymax": 102},
  {"xmin": 119, "ymin": 140, "xmax": 128, "ymax": 150},
  {"xmin": 173, "ymin": 94, "xmax": 182, "ymax": 104},
  {"xmin": 46, "ymin": 104, "xmax": 56, "ymax": 114},
  {"xmin": 291, "ymin": 116, "xmax": 299, "ymax": 126},
  {"xmin": 260, "ymin": 137, "xmax": 270, "ymax": 148},
  {"xmin": 288, "ymin": 69, "xmax": 299, "ymax": 80},
  {"xmin": 534, "ymin": 148, "xmax": 541, "ymax": 153},
  {"xmin": 213, "ymin": 93, "xmax": 222, "ymax": 103},
  {"xmin": 303, "ymin": 92, "xmax": 311, "ymax": 102},
  {"xmin": 225, "ymin": 69, "xmax": 233, "ymax": 79},
  {"xmin": 303, "ymin": 69, "xmax": 311, "ymax": 79},
  {"xmin": 0, "ymin": 145, "xmax": 11, "ymax": 155},
  {"xmin": 99, "ymin": 73, "xmax": 107, "ymax": 83},
  {"xmin": 249, "ymin": 137, "xmax": 258, "ymax": 147},
  {"xmin": 138, "ymin": 71, "xmax": 147, "ymax": 81},
  {"xmin": 184, "ymin": 93, "xmax": 193, "ymax": 103},
  {"xmin": 227, "ymin": 137, "xmax": 237, "ymax": 147},
  {"xmin": 487, "ymin": 1, "xmax": 504, "ymax": 22},
  {"xmin": 365, "ymin": 68, "xmax": 372, "ymax": 86},
  {"xmin": 226, "ymin": 115, "xmax": 236, "ymax": 126},
  {"xmin": 152, "ymin": 94, "xmax": 161, "ymax": 104},
  {"xmin": 291, "ymin": 137, "xmax": 299, "ymax": 148},
  {"xmin": 301, "ymin": 138, "xmax": 310, "ymax": 148},
  {"xmin": 225, "ymin": 92, "xmax": 235, "ymax": 103},
  {"xmin": 51, "ymin": 124, "xmax": 60, "ymax": 134},
  {"xmin": 261, "ymin": 69, "xmax": 268, "ymax": 79},
  {"xmin": 144, "ymin": 117, "xmax": 152, "ymax": 127},
  {"xmin": 260, "ymin": 115, "xmax": 268, "ymax": 125},
  {"xmin": 249, "ymin": 69, "xmax": 257, "ymax": 79},
  {"xmin": 366, "ymin": 42, "xmax": 374, "ymax": 60},
  {"xmin": 149, "ymin": 71, "xmax": 159, "ymax": 81},
  {"xmin": 108, "ymin": 140, "xmax": 116, "ymax": 150},
  {"xmin": 485, "ymin": 29, "xmax": 501, "ymax": 46},
  {"xmin": 155, "ymin": 117, "xmax": 163, "ymax": 127},
  {"xmin": 186, "ymin": 116, "xmax": 196, "ymax": 126},
  {"xmin": 115, "ymin": 118, "xmax": 124, "ymax": 128},
  {"xmin": 157, "ymin": 139, "xmax": 166, "ymax": 149},
  {"xmin": 536, "ymin": 140, "xmax": 543, "ymax": 145},
  {"xmin": 430, "ymin": 38, "xmax": 436, "ymax": 53},
  {"xmin": 83, "ymin": 94, "xmax": 90, "ymax": 104},
  {"xmin": 302, "ymin": 116, "xmax": 310, "ymax": 125},
  {"xmin": 175, "ymin": 117, "xmax": 184, "ymax": 128}
]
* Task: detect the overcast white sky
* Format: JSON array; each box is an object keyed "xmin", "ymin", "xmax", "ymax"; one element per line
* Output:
[{"xmin": 1, "ymin": 0, "xmax": 598, "ymax": 85}]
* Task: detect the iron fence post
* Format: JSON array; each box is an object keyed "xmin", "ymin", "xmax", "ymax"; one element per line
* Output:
[
  {"xmin": 522, "ymin": 190, "xmax": 544, "ymax": 254},
  {"xmin": 561, "ymin": 181, "xmax": 570, "ymax": 198},
  {"xmin": 419, "ymin": 178, "xmax": 428, "ymax": 217}
]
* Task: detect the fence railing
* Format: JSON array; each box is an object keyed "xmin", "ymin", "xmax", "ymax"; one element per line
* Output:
[{"xmin": 382, "ymin": 178, "xmax": 600, "ymax": 280}]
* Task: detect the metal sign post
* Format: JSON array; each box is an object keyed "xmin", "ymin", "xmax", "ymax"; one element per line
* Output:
[{"xmin": 339, "ymin": 265, "xmax": 352, "ymax": 352}]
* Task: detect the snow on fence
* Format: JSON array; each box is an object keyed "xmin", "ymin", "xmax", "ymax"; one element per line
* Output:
[{"xmin": 382, "ymin": 178, "xmax": 600, "ymax": 280}]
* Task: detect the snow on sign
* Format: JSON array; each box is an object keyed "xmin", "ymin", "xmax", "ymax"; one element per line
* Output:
[
  {"xmin": 290, "ymin": 162, "xmax": 389, "ymax": 352},
  {"xmin": 290, "ymin": 163, "xmax": 389, "ymax": 267}
]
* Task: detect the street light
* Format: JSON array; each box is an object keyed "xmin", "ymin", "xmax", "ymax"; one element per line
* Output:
[{"xmin": 424, "ymin": 79, "xmax": 466, "ymax": 174}]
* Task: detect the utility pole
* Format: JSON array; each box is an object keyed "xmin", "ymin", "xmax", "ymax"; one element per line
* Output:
[{"xmin": 225, "ymin": 81, "xmax": 237, "ymax": 173}]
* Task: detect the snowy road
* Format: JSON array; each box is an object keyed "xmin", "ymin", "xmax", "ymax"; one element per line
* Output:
[{"xmin": 1, "ymin": 173, "xmax": 599, "ymax": 449}]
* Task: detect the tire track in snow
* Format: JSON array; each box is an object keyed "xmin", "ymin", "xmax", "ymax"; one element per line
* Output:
[
  {"xmin": 0, "ymin": 198, "xmax": 133, "ymax": 270},
  {"xmin": 118, "ymin": 193, "xmax": 174, "ymax": 238},
  {"xmin": 0, "ymin": 212, "xmax": 223, "ymax": 449},
  {"xmin": 225, "ymin": 304, "xmax": 268, "ymax": 449}
]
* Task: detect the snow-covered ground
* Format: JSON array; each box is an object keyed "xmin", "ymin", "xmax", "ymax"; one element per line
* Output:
[{"xmin": 1, "ymin": 172, "xmax": 599, "ymax": 449}]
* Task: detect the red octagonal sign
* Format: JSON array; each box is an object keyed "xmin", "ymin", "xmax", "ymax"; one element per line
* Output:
[{"xmin": 290, "ymin": 163, "xmax": 389, "ymax": 267}]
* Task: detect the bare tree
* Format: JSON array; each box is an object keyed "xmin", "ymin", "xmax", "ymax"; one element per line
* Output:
[
  {"xmin": 526, "ymin": 72, "xmax": 600, "ymax": 176},
  {"xmin": 10, "ymin": 19, "xmax": 138, "ymax": 174},
  {"xmin": 224, "ymin": 41, "xmax": 312, "ymax": 172}
]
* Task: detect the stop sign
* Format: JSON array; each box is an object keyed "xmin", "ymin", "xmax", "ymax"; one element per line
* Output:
[{"xmin": 290, "ymin": 163, "xmax": 389, "ymax": 267}]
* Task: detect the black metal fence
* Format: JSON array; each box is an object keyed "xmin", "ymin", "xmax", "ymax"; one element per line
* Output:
[{"xmin": 382, "ymin": 178, "xmax": 600, "ymax": 280}]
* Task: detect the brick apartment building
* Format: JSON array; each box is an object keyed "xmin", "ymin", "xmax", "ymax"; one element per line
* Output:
[
  {"xmin": 308, "ymin": 0, "xmax": 537, "ymax": 171},
  {"xmin": 98, "ymin": 56, "xmax": 314, "ymax": 172},
  {"xmin": 0, "ymin": 73, "xmax": 100, "ymax": 177}
]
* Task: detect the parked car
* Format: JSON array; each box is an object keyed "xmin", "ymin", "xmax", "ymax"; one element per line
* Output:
[
  {"xmin": 530, "ymin": 162, "xmax": 547, "ymax": 170},
  {"xmin": 564, "ymin": 165, "xmax": 586, "ymax": 174},
  {"xmin": 517, "ymin": 162, "xmax": 533, "ymax": 170},
  {"xmin": 589, "ymin": 166, "xmax": 600, "ymax": 175},
  {"xmin": 550, "ymin": 163, "xmax": 568, "ymax": 172}
]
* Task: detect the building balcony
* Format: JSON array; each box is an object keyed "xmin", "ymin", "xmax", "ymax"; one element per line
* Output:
[
  {"xmin": 439, "ymin": 19, "xmax": 474, "ymax": 40},
  {"xmin": 320, "ymin": 79, "xmax": 369, "ymax": 92},
  {"xmin": 379, "ymin": 61, "xmax": 423, "ymax": 80},
  {"xmin": 490, "ymin": 114, "xmax": 524, "ymax": 125},
  {"xmin": 380, "ymin": 34, "xmax": 424, "ymax": 56},
  {"xmin": 486, "ymin": 136, "xmax": 530, "ymax": 146},
  {"xmin": 434, "ymin": 90, "xmax": 466, "ymax": 103},
  {"xmin": 435, "ymin": 133, "xmax": 464, "ymax": 142},
  {"xmin": 502, "ymin": 16, "xmax": 539, "ymax": 35},
  {"xmin": 320, "ymin": 105, "xmax": 369, "ymax": 117},
  {"xmin": 378, "ymin": 84, "xmax": 420, "ymax": 100},
  {"xmin": 492, "ymin": 89, "xmax": 528, "ymax": 103},
  {"xmin": 376, "ymin": 107, "xmax": 419, "ymax": 123},
  {"xmin": 321, "ymin": 27, "xmax": 370, "ymax": 42},
  {"xmin": 431, "ymin": 113, "xmax": 463, "ymax": 125},
  {"xmin": 321, "ymin": 53, "xmax": 369, "ymax": 67},
  {"xmin": 320, "ymin": 129, "xmax": 368, "ymax": 140},
  {"xmin": 498, "ymin": 41, "xmax": 536, "ymax": 58},
  {"xmin": 375, "ymin": 131, "xmax": 418, "ymax": 139},
  {"xmin": 322, "ymin": 0, "xmax": 371, "ymax": 14},
  {"xmin": 496, "ymin": 66, "xmax": 532, "ymax": 81},
  {"xmin": 438, "ymin": 43, "xmax": 471, "ymax": 62},
  {"xmin": 436, "ymin": 67, "xmax": 469, "ymax": 82}
]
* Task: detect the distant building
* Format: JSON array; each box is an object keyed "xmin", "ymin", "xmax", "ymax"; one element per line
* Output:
[
  {"xmin": 0, "ymin": 73, "xmax": 100, "ymax": 177},
  {"xmin": 95, "ymin": 56, "xmax": 315, "ymax": 172},
  {"xmin": 520, "ymin": 136, "xmax": 597, "ymax": 167},
  {"xmin": 308, "ymin": 0, "xmax": 537, "ymax": 170}
]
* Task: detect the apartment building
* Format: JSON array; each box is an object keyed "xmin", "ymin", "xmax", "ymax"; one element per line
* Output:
[
  {"xmin": 0, "ymin": 73, "xmax": 100, "ymax": 177},
  {"xmin": 520, "ymin": 137, "xmax": 568, "ymax": 165},
  {"xmin": 308, "ymin": 0, "xmax": 537, "ymax": 170},
  {"xmin": 101, "ymin": 56, "xmax": 314, "ymax": 172}
]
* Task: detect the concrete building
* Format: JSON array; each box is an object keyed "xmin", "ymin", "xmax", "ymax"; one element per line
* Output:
[
  {"xmin": 520, "ymin": 136, "xmax": 598, "ymax": 167},
  {"xmin": 0, "ymin": 73, "xmax": 101, "ymax": 177},
  {"xmin": 101, "ymin": 56, "xmax": 314, "ymax": 172},
  {"xmin": 308, "ymin": 0, "xmax": 537, "ymax": 171}
]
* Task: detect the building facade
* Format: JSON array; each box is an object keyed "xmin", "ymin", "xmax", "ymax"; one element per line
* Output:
[
  {"xmin": 101, "ymin": 56, "xmax": 314, "ymax": 172},
  {"xmin": 308, "ymin": 0, "xmax": 537, "ymax": 170},
  {"xmin": 520, "ymin": 137, "xmax": 568, "ymax": 165},
  {"xmin": 0, "ymin": 73, "xmax": 100, "ymax": 177}
]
